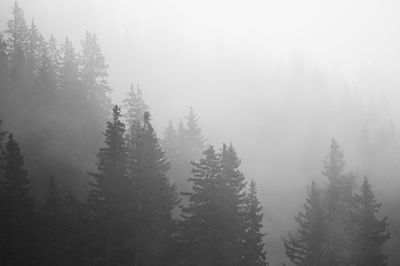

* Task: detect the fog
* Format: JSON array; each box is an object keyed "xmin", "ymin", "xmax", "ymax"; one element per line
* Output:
[{"xmin": 1, "ymin": 0, "xmax": 400, "ymax": 265}]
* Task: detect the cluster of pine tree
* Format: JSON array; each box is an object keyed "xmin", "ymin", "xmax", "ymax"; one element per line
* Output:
[
  {"xmin": 162, "ymin": 107, "xmax": 206, "ymax": 196},
  {"xmin": 284, "ymin": 139, "xmax": 390, "ymax": 266},
  {"xmin": 0, "ymin": 2, "xmax": 111, "ymax": 196},
  {"xmin": 0, "ymin": 102, "xmax": 268, "ymax": 265}
]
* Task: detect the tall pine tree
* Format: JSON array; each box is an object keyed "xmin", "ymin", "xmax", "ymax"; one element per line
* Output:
[
  {"xmin": 88, "ymin": 105, "xmax": 130, "ymax": 265},
  {"xmin": 347, "ymin": 177, "xmax": 390, "ymax": 266},
  {"xmin": 284, "ymin": 181, "xmax": 325, "ymax": 266},
  {"xmin": 322, "ymin": 139, "xmax": 355, "ymax": 265},
  {"xmin": 243, "ymin": 180, "xmax": 268, "ymax": 266}
]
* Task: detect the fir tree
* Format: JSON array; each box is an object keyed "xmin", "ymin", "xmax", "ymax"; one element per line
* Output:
[
  {"xmin": 80, "ymin": 31, "xmax": 111, "ymax": 116},
  {"xmin": 180, "ymin": 145, "xmax": 223, "ymax": 266},
  {"xmin": 131, "ymin": 112, "xmax": 178, "ymax": 266},
  {"xmin": 26, "ymin": 18, "xmax": 45, "ymax": 76},
  {"xmin": 184, "ymin": 107, "xmax": 205, "ymax": 158},
  {"xmin": 0, "ymin": 133, "xmax": 36, "ymax": 265},
  {"xmin": 322, "ymin": 138, "xmax": 355, "ymax": 265},
  {"xmin": 88, "ymin": 105, "xmax": 130, "ymax": 265},
  {"xmin": 122, "ymin": 84, "xmax": 149, "ymax": 128},
  {"xmin": 180, "ymin": 144, "xmax": 250, "ymax": 266},
  {"xmin": 0, "ymin": 34, "xmax": 9, "ymax": 112},
  {"xmin": 6, "ymin": 1, "xmax": 29, "ymax": 83},
  {"xmin": 284, "ymin": 181, "xmax": 325, "ymax": 266},
  {"xmin": 243, "ymin": 180, "xmax": 267, "ymax": 266},
  {"xmin": 348, "ymin": 177, "xmax": 390, "ymax": 266}
]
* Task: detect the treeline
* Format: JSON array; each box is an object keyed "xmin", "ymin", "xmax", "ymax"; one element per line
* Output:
[{"xmin": 0, "ymin": 2, "xmax": 392, "ymax": 266}]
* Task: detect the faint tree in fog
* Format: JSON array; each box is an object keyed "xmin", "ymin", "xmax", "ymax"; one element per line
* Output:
[
  {"xmin": 322, "ymin": 139, "xmax": 356, "ymax": 265},
  {"xmin": 162, "ymin": 108, "xmax": 205, "ymax": 200},
  {"xmin": 80, "ymin": 31, "xmax": 111, "ymax": 117},
  {"xmin": 122, "ymin": 84, "xmax": 148, "ymax": 128},
  {"xmin": 347, "ymin": 177, "xmax": 390, "ymax": 266}
]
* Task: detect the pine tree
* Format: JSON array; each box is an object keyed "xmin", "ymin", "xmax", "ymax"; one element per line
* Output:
[
  {"xmin": 180, "ymin": 145, "xmax": 223, "ymax": 266},
  {"xmin": 88, "ymin": 105, "xmax": 130, "ymax": 265},
  {"xmin": 219, "ymin": 143, "xmax": 248, "ymax": 264},
  {"xmin": 322, "ymin": 138, "xmax": 355, "ymax": 265},
  {"xmin": 284, "ymin": 181, "xmax": 325, "ymax": 266},
  {"xmin": 6, "ymin": 1, "xmax": 29, "ymax": 83},
  {"xmin": 243, "ymin": 180, "xmax": 268, "ymax": 266},
  {"xmin": 184, "ymin": 107, "xmax": 205, "ymax": 158},
  {"xmin": 122, "ymin": 84, "xmax": 149, "ymax": 128},
  {"xmin": 348, "ymin": 177, "xmax": 390, "ymax": 266},
  {"xmin": 80, "ymin": 31, "xmax": 111, "ymax": 116},
  {"xmin": 0, "ymin": 133, "xmax": 36, "ymax": 265},
  {"xmin": 180, "ymin": 144, "xmax": 249, "ymax": 266},
  {"xmin": 162, "ymin": 108, "xmax": 205, "ymax": 204},
  {"xmin": 0, "ymin": 34, "xmax": 9, "ymax": 112},
  {"xmin": 26, "ymin": 18, "xmax": 45, "ymax": 76},
  {"xmin": 131, "ymin": 112, "xmax": 178, "ymax": 266}
]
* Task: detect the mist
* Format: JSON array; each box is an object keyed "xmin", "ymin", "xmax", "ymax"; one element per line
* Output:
[{"xmin": 0, "ymin": 0, "xmax": 400, "ymax": 265}]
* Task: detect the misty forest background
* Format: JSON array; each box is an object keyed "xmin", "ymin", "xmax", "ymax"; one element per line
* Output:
[{"xmin": 0, "ymin": 2, "xmax": 399, "ymax": 266}]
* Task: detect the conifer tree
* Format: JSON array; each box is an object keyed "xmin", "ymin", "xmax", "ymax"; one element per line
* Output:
[
  {"xmin": 80, "ymin": 31, "xmax": 111, "ymax": 116},
  {"xmin": 348, "ymin": 177, "xmax": 390, "ymax": 266},
  {"xmin": 122, "ymin": 84, "xmax": 148, "ymax": 128},
  {"xmin": 180, "ymin": 145, "xmax": 223, "ymax": 266},
  {"xmin": 0, "ymin": 34, "xmax": 9, "ymax": 111},
  {"xmin": 184, "ymin": 107, "xmax": 205, "ymax": 158},
  {"xmin": 0, "ymin": 133, "xmax": 36, "ymax": 265},
  {"xmin": 6, "ymin": 1, "xmax": 29, "ymax": 83},
  {"xmin": 26, "ymin": 18, "xmax": 45, "ymax": 76},
  {"xmin": 180, "ymin": 144, "xmax": 250, "ymax": 266},
  {"xmin": 219, "ymin": 143, "xmax": 248, "ymax": 264},
  {"xmin": 88, "ymin": 105, "xmax": 130, "ymax": 265},
  {"xmin": 131, "ymin": 112, "xmax": 178, "ymax": 266},
  {"xmin": 243, "ymin": 180, "xmax": 267, "ymax": 266},
  {"xmin": 322, "ymin": 138, "xmax": 355, "ymax": 265},
  {"xmin": 284, "ymin": 181, "xmax": 325, "ymax": 266}
]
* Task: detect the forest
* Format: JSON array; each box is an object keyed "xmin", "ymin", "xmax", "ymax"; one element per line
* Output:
[{"xmin": 0, "ymin": 2, "xmax": 398, "ymax": 266}]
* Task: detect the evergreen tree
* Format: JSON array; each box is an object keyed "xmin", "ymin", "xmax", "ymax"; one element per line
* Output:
[
  {"xmin": 0, "ymin": 34, "xmax": 9, "ymax": 112},
  {"xmin": 6, "ymin": 1, "xmax": 29, "ymax": 83},
  {"xmin": 88, "ymin": 105, "xmax": 130, "ymax": 265},
  {"xmin": 219, "ymin": 143, "xmax": 248, "ymax": 264},
  {"xmin": 80, "ymin": 31, "xmax": 111, "ymax": 116},
  {"xmin": 243, "ymin": 180, "xmax": 267, "ymax": 266},
  {"xmin": 26, "ymin": 18, "xmax": 45, "ymax": 76},
  {"xmin": 122, "ymin": 84, "xmax": 148, "ymax": 128},
  {"xmin": 180, "ymin": 144, "xmax": 250, "ymax": 266},
  {"xmin": 162, "ymin": 108, "xmax": 205, "ymax": 203},
  {"xmin": 322, "ymin": 138, "xmax": 355, "ymax": 265},
  {"xmin": 348, "ymin": 177, "xmax": 390, "ymax": 266},
  {"xmin": 284, "ymin": 181, "xmax": 325, "ymax": 266},
  {"xmin": 131, "ymin": 112, "xmax": 178, "ymax": 266},
  {"xmin": 184, "ymin": 107, "xmax": 205, "ymax": 158},
  {"xmin": 180, "ymin": 145, "xmax": 223, "ymax": 266},
  {"xmin": 0, "ymin": 133, "xmax": 37, "ymax": 265}
]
